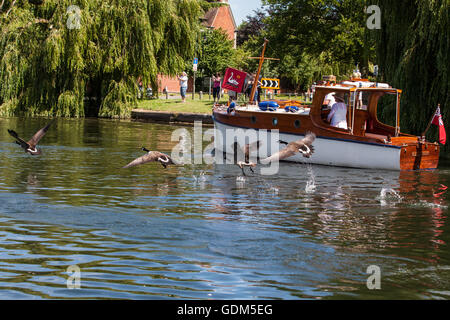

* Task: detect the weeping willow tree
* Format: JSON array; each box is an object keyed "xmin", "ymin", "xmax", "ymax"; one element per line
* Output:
[
  {"xmin": 0, "ymin": 0, "xmax": 213, "ymax": 118},
  {"xmin": 374, "ymin": 0, "xmax": 449, "ymax": 149}
]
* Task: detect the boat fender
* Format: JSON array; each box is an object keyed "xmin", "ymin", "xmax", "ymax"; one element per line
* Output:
[
  {"xmin": 285, "ymin": 106, "xmax": 299, "ymax": 113},
  {"xmin": 227, "ymin": 102, "xmax": 236, "ymax": 114},
  {"xmin": 259, "ymin": 101, "xmax": 279, "ymax": 112}
]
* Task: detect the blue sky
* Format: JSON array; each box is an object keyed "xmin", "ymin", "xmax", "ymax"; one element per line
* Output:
[{"xmin": 228, "ymin": 0, "xmax": 264, "ymax": 26}]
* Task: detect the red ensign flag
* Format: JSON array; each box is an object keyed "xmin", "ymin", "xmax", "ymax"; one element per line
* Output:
[
  {"xmin": 222, "ymin": 68, "xmax": 247, "ymax": 93},
  {"xmin": 432, "ymin": 106, "xmax": 446, "ymax": 144}
]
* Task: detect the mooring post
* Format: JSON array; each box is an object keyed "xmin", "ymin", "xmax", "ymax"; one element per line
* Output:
[{"xmin": 164, "ymin": 86, "xmax": 168, "ymax": 100}]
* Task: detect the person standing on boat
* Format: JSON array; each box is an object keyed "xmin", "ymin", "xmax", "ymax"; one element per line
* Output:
[
  {"xmin": 327, "ymin": 92, "xmax": 348, "ymax": 129},
  {"xmin": 177, "ymin": 72, "xmax": 188, "ymax": 103}
]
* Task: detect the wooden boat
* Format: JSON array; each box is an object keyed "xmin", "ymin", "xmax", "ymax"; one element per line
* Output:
[
  {"xmin": 212, "ymin": 46, "xmax": 440, "ymax": 171},
  {"xmin": 213, "ymin": 82, "xmax": 440, "ymax": 170}
]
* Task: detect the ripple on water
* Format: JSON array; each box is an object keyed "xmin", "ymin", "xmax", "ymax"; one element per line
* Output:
[{"xmin": 0, "ymin": 118, "xmax": 449, "ymax": 299}]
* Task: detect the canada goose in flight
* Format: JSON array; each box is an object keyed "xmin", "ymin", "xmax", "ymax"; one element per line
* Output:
[
  {"xmin": 261, "ymin": 132, "xmax": 316, "ymax": 164},
  {"xmin": 122, "ymin": 147, "xmax": 176, "ymax": 169},
  {"xmin": 232, "ymin": 140, "xmax": 262, "ymax": 176},
  {"xmin": 7, "ymin": 120, "xmax": 54, "ymax": 155}
]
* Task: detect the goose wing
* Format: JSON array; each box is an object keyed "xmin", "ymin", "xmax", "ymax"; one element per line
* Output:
[
  {"xmin": 28, "ymin": 120, "xmax": 54, "ymax": 148},
  {"xmin": 232, "ymin": 141, "xmax": 261, "ymax": 163},
  {"xmin": 232, "ymin": 142, "xmax": 246, "ymax": 162},
  {"xmin": 243, "ymin": 140, "xmax": 262, "ymax": 162},
  {"xmin": 122, "ymin": 151, "xmax": 172, "ymax": 169},
  {"xmin": 261, "ymin": 145, "xmax": 297, "ymax": 163},
  {"xmin": 7, "ymin": 129, "xmax": 30, "ymax": 149},
  {"xmin": 291, "ymin": 132, "xmax": 316, "ymax": 158},
  {"xmin": 292, "ymin": 132, "xmax": 316, "ymax": 147}
]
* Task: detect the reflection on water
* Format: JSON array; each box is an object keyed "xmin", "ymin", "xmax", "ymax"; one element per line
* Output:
[{"xmin": 0, "ymin": 117, "xmax": 449, "ymax": 299}]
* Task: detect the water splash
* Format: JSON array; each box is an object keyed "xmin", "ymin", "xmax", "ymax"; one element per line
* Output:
[
  {"xmin": 193, "ymin": 171, "xmax": 207, "ymax": 189},
  {"xmin": 268, "ymin": 186, "xmax": 279, "ymax": 196},
  {"xmin": 236, "ymin": 176, "xmax": 246, "ymax": 188},
  {"xmin": 378, "ymin": 188, "xmax": 402, "ymax": 206},
  {"xmin": 305, "ymin": 164, "xmax": 316, "ymax": 193},
  {"xmin": 193, "ymin": 170, "xmax": 206, "ymax": 182}
]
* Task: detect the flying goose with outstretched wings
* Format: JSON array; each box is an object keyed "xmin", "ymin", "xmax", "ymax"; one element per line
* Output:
[
  {"xmin": 122, "ymin": 147, "xmax": 177, "ymax": 169},
  {"xmin": 7, "ymin": 120, "xmax": 54, "ymax": 155},
  {"xmin": 261, "ymin": 132, "xmax": 316, "ymax": 164}
]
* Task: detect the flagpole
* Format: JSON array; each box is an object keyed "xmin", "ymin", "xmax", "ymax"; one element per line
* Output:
[{"xmin": 422, "ymin": 103, "xmax": 440, "ymax": 137}]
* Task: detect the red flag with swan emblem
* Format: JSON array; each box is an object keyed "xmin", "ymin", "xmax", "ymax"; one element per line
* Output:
[
  {"xmin": 222, "ymin": 68, "xmax": 247, "ymax": 93},
  {"xmin": 431, "ymin": 105, "xmax": 446, "ymax": 144}
]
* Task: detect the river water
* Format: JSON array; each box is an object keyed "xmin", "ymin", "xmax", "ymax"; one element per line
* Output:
[{"xmin": 0, "ymin": 117, "xmax": 449, "ymax": 299}]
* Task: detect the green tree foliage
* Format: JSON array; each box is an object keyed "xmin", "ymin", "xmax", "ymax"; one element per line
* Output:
[
  {"xmin": 196, "ymin": 28, "xmax": 234, "ymax": 77},
  {"xmin": 236, "ymin": 8, "xmax": 267, "ymax": 46},
  {"xmin": 374, "ymin": 0, "xmax": 449, "ymax": 146},
  {"xmin": 0, "ymin": 0, "xmax": 210, "ymax": 118},
  {"xmin": 240, "ymin": 0, "xmax": 375, "ymax": 91}
]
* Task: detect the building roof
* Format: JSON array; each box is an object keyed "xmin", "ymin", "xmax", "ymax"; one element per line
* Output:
[{"xmin": 202, "ymin": 1, "xmax": 237, "ymax": 30}]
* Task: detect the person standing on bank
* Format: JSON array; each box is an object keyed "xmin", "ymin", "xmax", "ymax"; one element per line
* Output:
[
  {"xmin": 137, "ymin": 76, "xmax": 143, "ymax": 99},
  {"xmin": 212, "ymin": 73, "xmax": 222, "ymax": 103},
  {"xmin": 177, "ymin": 72, "xmax": 188, "ymax": 103},
  {"xmin": 245, "ymin": 74, "xmax": 262, "ymax": 103}
]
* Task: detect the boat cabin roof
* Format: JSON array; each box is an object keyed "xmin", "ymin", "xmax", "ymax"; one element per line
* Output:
[{"xmin": 314, "ymin": 80, "xmax": 401, "ymax": 95}]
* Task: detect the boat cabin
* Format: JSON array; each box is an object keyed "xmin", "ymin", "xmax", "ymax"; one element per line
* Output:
[{"xmin": 311, "ymin": 79, "xmax": 418, "ymax": 145}]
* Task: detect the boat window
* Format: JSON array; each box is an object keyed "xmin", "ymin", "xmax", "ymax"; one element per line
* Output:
[
  {"xmin": 294, "ymin": 119, "xmax": 300, "ymax": 128},
  {"xmin": 251, "ymin": 116, "xmax": 257, "ymax": 124},
  {"xmin": 355, "ymin": 91, "xmax": 371, "ymax": 110},
  {"xmin": 323, "ymin": 92, "xmax": 350, "ymax": 108},
  {"xmin": 377, "ymin": 93, "xmax": 397, "ymax": 128},
  {"xmin": 272, "ymin": 118, "xmax": 278, "ymax": 126},
  {"xmin": 321, "ymin": 92, "xmax": 350, "ymax": 129}
]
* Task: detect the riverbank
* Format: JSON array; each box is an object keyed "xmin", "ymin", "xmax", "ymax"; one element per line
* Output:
[
  {"xmin": 131, "ymin": 109, "xmax": 213, "ymax": 125},
  {"xmin": 131, "ymin": 94, "xmax": 307, "ymax": 125},
  {"xmin": 131, "ymin": 97, "xmax": 222, "ymax": 125}
]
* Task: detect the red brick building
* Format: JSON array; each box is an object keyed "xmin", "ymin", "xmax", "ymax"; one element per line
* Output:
[
  {"xmin": 202, "ymin": 0, "xmax": 238, "ymax": 48},
  {"xmin": 158, "ymin": 0, "xmax": 237, "ymax": 93}
]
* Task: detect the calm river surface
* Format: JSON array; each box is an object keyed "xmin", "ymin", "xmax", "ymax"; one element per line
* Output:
[{"xmin": 0, "ymin": 117, "xmax": 449, "ymax": 299}]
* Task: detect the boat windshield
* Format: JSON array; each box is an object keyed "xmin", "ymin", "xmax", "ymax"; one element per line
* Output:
[{"xmin": 350, "ymin": 90, "xmax": 371, "ymax": 110}]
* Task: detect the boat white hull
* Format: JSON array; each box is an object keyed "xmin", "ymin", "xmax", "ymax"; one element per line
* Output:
[{"xmin": 213, "ymin": 120, "xmax": 402, "ymax": 171}]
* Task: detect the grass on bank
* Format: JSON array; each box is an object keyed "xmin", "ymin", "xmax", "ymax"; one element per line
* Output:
[
  {"xmin": 135, "ymin": 93, "xmax": 309, "ymax": 114},
  {"xmin": 135, "ymin": 97, "xmax": 224, "ymax": 114}
]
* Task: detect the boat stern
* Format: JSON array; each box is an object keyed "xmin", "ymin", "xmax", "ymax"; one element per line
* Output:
[{"xmin": 400, "ymin": 141, "xmax": 440, "ymax": 170}]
